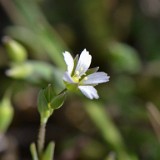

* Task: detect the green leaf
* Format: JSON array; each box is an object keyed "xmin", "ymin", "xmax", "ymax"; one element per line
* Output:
[
  {"xmin": 3, "ymin": 36, "xmax": 27, "ymax": 63},
  {"xmin": 37, "ymin": 89, "xmax": 51, "ymax": 124},
  {"xmin": 84, "ymin": 101, "xmax": 138, "ymax": 160},
  {"xmin": 44, "ymin": 84, "xmax": 56, "ymax": 103},
  {"xmin": 42, "ymin": 142, "xmax": 55, "ymax": 160},
  {"xmin": 6, "ymin": 60, "xmax": 65, "ymax": 90},
  {"xmin": 108, "ymin": 42, "xmax": 141, "ymax": 74},
  {"xmin": 50, "ymin": 92, "xmax": 66, "ymax": 110},
  {"xmin": 30, "ymin": 143, "xmax": 39, "ymax": 160},
  {"xmin": 84, "ymin": 101, "xmax": 125, "ymax": 150},
  {"xmin": 37, "ymin": 89, "xmax": 48, "ymax": 114}
]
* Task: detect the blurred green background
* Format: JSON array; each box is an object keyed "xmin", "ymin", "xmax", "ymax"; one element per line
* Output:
[{"xmin": 1, "ymin": 0, "xmax": 160, "ymax": 160}]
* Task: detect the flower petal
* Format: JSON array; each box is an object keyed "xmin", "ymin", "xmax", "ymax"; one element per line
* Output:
[
  {"xmin": 78, "ymin": 86, "xmax": 99, "ymax": 99},
  {"xmin": 82, "ymin": 72, "xmax": 110, "ymax": 85},
  {"xmin": 63, "ymin": 72, "xmax": 74, "ymax": 83},
  {"xmin": 75, "ymin": 49, "xmax": 92, "ymax": 76},
  {"xmin": 63, "ymin": 51, "xmax": 74, "ymax": 74}
]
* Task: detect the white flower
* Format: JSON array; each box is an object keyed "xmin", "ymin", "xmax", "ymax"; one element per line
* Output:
[{"xmin": 63, "ymin": 49, "xmax": 110, "ymax": 99}]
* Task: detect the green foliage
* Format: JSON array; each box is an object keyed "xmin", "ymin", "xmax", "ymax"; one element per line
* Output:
[
  {"xmin": 108, "ymin": 42, "xmax": 141, "ymax": 74},
  {"xmin": 5, "ymin": 0, "xmax": 67, "ymax": 68},
  {"xmin": 43, "ymin": 84, "xmax": 66, "ymax": 110},
  {"xmin": 1, "ymin": 0, "xmax": 160, "ymax": 159},
  {"xmin": 84, "ymin": 101, "xmax": 138, "ymax": 160},
  {"xmin": 38, "ymin": 88, "xmax": 52, "ymax": 124},
  {"xmin": 104, "ymin": 152, "xmax": 116, "ymax": 160},
  {"xmin": 30, "ymin": 143, "xmax": 39, "ymax": 160},
  {"xmin": 42, "ymin": 142, "xmax": 55, "ymax": 160},
  {"xmin": 3, "ymin": 36, "xmax": 27, "ymax": 63},
  {"xmin": 6, "ymin": 61, "xmax": 64, "ymax": 89},
  {"xmin": 38, "ymin": 84, "xmax": 66, "ymax": 123},
  {"xmin": 50, "ymin": 92, "xmax": 66, "ymax": 110},
  {"xmin": 0, "ymin": 93, "xmax": 14, "ymax": 133},
  {"xmin": 84, "ymin": 101, "xmax": 124, "ymax": 150},
  {"xmin": 30, "ymin": 142, "xmax": 55, "ymax": 160},
  {"xmin": 43, "ymin": 84, "xmax": 56, "ymax": 103}
]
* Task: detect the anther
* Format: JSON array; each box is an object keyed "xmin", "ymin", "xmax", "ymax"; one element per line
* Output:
[
  {"xmin": 84, "ymin": 76, "xmax": 88, "ymax": 80},
  {"xmin": 80, "ymin": 67, "xmax": 83, "ymax": 71},
  {"xmin": 75, "ymin": 71, "xmax": 79, "ymax": 75}
]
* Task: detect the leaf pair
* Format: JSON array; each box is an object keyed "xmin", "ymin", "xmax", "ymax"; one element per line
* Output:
[
  {"xmin": 38, "ymin": 84, "xmax": 66, "ymax": 124},
  {"xmin": 30, "ymin": 142, "xmax": 55, "ymax": 160}
]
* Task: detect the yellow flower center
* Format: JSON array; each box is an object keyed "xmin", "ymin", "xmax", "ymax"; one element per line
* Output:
[
  {"xmin": 84, "ymin": 77, "xmax": 88, "ymax": 80},
  {"xmin": 72, "ymin": 76, "xmax": 79, "ymax": 83},
  {"xmin": 72, "ymin": 69, "xmax": 88, "ymax": 83},
  {"xmin": 72, "ymin": 70, "xmax": 80, "ymax": 83}
]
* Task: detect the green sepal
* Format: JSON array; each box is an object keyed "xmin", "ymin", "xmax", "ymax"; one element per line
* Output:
[
  {"xmin": 30, "ymin": 143, "xmax": 39, "ymax": 160},
  {"xmin": 71, "ymin": 54, "xmax": 79, "ymax": 76},
  {"xmin": 50, "ymin": 92, "xmax": 66, "ymax": 110},
  {"xmin": 85, "ymin": 67, "xmax": 99, "ymax": 75},
  {"xmin": 64, "ymin": 81, "xmax": 78, "ymax": 92},
  {"xmin": 42, "ymin": 142, "xmax": 55, "ymax": 160},
  {"xmin": 79, "ymin": 67, "xmax": 99, "ymax": 82}
]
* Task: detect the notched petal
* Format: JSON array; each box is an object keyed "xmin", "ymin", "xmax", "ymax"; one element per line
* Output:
[
  {"xmin": 63, "ymin": 72, "xmax": 74, "ymax": 83},
  {"xmin": 63, "ymin": 51, "xmax": 74, "ymax": 74},
  {"xmin": 83, "ymin": 72, "xmax": 110, "ymax": 85},
  {"xmin": 78, "ymin": 86, "xmax": 99, "ymax": 99},
  {"xmin": 75, "ymin": 49, "xmax": 92, "ymax": 76}
]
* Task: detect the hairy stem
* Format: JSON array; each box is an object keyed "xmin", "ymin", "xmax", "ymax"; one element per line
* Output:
[{"xmin": 37, "ymin": 122, "xmax": 46, "ymax": 158}]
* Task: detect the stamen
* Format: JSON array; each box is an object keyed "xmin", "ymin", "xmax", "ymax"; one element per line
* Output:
[
  {"xmin": 80, "ymin": 67, "xmax": 83, "ymax": 71},
  {"xmin": 75, "ymin": 71, "xmax": 79, "ymax": 75},
  {"xmin": 72, "ymin": 77, "xmax": 79, "ymax": 83},
  {"xmin": 84, "ymin": 76, "xmax": 88, "ymax": 80},
  {"xmin": 72, "ymin": 71, "xmax": 81, "ymax": 83}
]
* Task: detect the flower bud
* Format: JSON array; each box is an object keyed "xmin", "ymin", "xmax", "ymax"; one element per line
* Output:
[
  {"xmin": 0, "ymin": 95, "xmax": 14, "ymax": 133},
  {"xmin": 6, "ymin": 63, "xmax": 32, "ymax": 79},
  {"xmin": 3, "ymin": 36, "xmax": 27, "ymax": 63},
  {"xmin": 108, "ymin": 42, "xmax": 141, "ymax": 73}
]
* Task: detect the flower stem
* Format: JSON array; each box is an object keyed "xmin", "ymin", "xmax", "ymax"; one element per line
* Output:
[
  {"xmin": 37, "ymin": 122, "xmax": 46, "ymax": 158},
  {"xmin": 58, "ymin": 88, "xmax": 67, "ymax": 95}
]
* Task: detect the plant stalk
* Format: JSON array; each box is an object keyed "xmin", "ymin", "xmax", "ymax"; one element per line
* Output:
[{"xmin": 37, "ymin": 122, "xmax": 46, "ymax": 158}]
